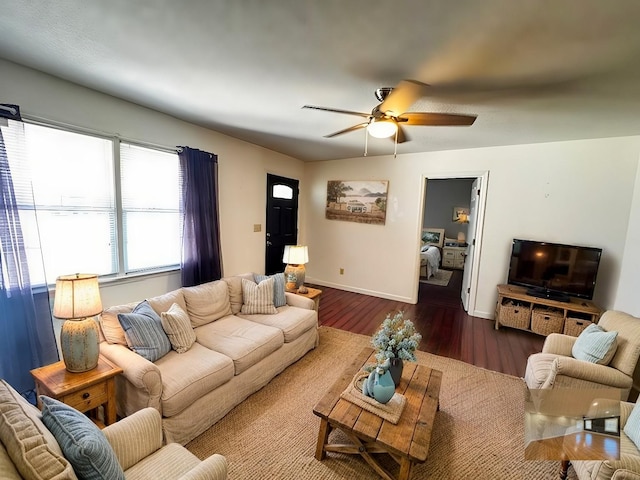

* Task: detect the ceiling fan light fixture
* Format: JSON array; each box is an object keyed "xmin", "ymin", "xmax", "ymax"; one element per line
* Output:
[{"xmin": 367, "ymin": 119, "xmax": 397, "ymax": 138}]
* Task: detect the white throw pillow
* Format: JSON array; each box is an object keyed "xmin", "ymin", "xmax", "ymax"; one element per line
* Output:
[
  {"xmin": 161, "ymin": 303, "xmax": 196, "ymax": 353},
  {"xmin": 572, "ymin": 323, "xmax": 618, "ymax": 365},
  {"xmin": 240, "ymin": 278, "xmax": 278, "ymax": 315}
]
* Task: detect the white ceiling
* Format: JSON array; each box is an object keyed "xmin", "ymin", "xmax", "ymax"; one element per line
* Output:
[{"xmin": 1, "ymin": 1, "xmax": 640, "ymax": 161}]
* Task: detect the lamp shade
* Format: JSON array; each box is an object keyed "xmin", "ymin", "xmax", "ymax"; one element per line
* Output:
[
  {"xmin": 53, "ymin": 274, "xmax": 102, "ymax": 373},
  {"xmin": 53, "ymin": 274, "xmax": 103, "ymax": 319},
  {"xmin": 367, "ymin": 119, "xmax": 397, "ymax": 138},
  {"xmin": 282, "ymin": 245, "xmax": 309, "ymax": 265}
]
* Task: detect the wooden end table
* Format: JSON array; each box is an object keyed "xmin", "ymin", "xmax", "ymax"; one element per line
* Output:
[
  {"xmin": 31, "ymin": 355, "xmax": 123, "ymax": 427},
  {"xmin": 313, "ymin": 347, "xmax": 442, "ymax": 480},
  {"xmin": 294, "ymin": 286, "xmax": 322, "ymax": 312}
]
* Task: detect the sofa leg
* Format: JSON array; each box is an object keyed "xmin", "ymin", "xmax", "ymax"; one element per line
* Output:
[{"xmin": 560, "ymin": 460, "xmax": 570, "ymax": 480}]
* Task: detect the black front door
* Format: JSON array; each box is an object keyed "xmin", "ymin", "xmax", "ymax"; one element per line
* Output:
[{"xmin": 265, "ymin": 174, "xmax": 299, "ymax": 275}]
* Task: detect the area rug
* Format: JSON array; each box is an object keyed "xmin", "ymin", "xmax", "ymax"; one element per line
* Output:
[
  {"xmin": 186, "ymin": 326, "xmax": 575, "ymax": 479},
  {"xmin": 420, "ymin": 268, "xmax": 453, "ymax": 286}
]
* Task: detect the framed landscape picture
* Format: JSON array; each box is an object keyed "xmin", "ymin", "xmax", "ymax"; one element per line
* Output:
[
  {"xmin": 325, "ymin": 180, "xmax": 388, "ymax": 225},
  {"xmin": 421, "ymin": 228, "xmax": 445, "ymax": 248}
]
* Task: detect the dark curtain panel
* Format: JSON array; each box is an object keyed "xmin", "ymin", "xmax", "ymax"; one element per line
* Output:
[
  {"xmin": 178, "ymin": 146, "xmax": 222, "ymax": 287},
  {"xmin": 0, "ymin": 119, "xmax": 59, "ymax": 395}
]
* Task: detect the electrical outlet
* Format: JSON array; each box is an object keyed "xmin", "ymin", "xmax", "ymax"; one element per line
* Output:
[
  {"xmin": 339, "ymin": 268, "xmax": 344, "ymax": 275},
  {"xmin": 253, "ymin": 224, "xmax": 261, "ymax": 232}
]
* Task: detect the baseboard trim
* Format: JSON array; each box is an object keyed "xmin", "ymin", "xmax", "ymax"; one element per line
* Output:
[{"xmin": 305, "ymin": 277, "xmax": 414, "ymax": 304}]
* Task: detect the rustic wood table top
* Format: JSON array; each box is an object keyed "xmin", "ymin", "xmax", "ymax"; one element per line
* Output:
[{"xmin": 313, "ymin": 347, "xmax": 442, "ymax": 480}]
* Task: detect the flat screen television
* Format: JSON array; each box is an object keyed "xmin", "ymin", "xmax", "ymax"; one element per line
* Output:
[{"xmin": 507, "ymin": 239, "xmax": 602, "ymax": 302}]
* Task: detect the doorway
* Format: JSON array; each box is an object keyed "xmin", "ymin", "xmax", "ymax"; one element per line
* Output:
[
  {"xmin": 265, "ymin": 174, "xmax": 299, "ymax": 275},
  {"xmin": 420, "ymin": 172, "xmax": 488, "ymax": 316}
]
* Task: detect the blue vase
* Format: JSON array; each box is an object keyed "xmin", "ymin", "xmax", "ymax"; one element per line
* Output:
[
  {"xmin": 372, "ymin": 366, "xmax": 395, "ymax": 404},
  {"xmin": 388, "ymin": 357, "xmax": 403, "ymax": 386}
]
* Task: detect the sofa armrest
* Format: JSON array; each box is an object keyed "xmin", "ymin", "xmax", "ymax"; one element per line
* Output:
[
  {"xmin": 542, "ymin": 333, "xmax": 577, "ymax": 356},
  {"xmin": 103, "ymin": 407, "xmax": 163, "ymax": 471},
  {"xmin": 554, "ymin": 356, "xmax": 633, "ymax": 389},
  {"xmin": 99, "ymin": 342, "xmax": 163, "ymax": 414},
  {"xmin": 285, "ymin": 292, "xmax": 314, "ymax": 310},
  {"xmin": 612, "ymin": 468, "xmax": 640, "ymax": 480},
  {"xmin": 178, "ymin": 454, "xmax": 228, "ymax": 480}
]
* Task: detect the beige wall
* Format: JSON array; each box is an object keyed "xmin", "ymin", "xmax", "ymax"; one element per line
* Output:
[
  {"xmin": 303, "ymin": 138, "xmax": 640, "ymax": 318},
  {"xmin": 0, "ymin": 58, "xmax": 306, "ymax": 307},
  {"xmin": 3, "ymin": 58, "xmax": 639, "ymax": 319}
]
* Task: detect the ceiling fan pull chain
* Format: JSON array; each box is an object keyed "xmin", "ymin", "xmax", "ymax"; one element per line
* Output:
[
  {"xmin": 364, "ymin": 128, "xmax": 369, "ymax": 156},
  {"xmin": 394, "ymin": 128, "xmax": 398, "ymax": 158}
]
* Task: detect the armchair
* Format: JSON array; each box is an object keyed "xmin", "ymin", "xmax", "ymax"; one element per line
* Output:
[{"xmin": 524, "ymin": 311, "xmax": 640, "ymax": 400}]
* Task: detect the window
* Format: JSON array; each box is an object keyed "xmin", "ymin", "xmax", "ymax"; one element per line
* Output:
[
  {"xmin": 1, "ymin": 120, "xmax": 181, "ymax": 285},
  {"xmin": 272, "ymin": 184, "xmax": 293, "ymax": 199}
]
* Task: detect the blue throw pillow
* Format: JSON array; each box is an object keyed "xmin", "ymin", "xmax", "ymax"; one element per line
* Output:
[
  {"xmin": 118, "ymin": 300, "xmax": 171, "ymax": 362},
  {"xmin": 572, "ymin": 323, "xmax": 618, "ymax": 365},
  {"xmin": 254, "ymin": 272, "xmax": 286, "ymax": 307},
  {"xmin": 625, "ymin": 402, "xmax": 640, "ymax": 451},
  {"xmin": 40, "ymin": 396, "xmax": 125, "ymax": 480}
]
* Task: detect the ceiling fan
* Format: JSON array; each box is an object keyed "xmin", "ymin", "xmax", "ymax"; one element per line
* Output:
[{"xmin": 302, "ymin": 80, "xmax": 477, "ymax": 145}]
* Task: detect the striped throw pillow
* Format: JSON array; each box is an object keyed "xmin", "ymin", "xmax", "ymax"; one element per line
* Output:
[
  {"xmin": 118, "ymin": 300, "xmax": 171, "ymax": 362},
  {"xmin": 625, "ymin": 402, "xmax": 640, "ymax": 450},
  {"xmin": 572, "ymin": 323, "xmax": 618, "ymax": 365},
  {"xmin": 254, "ymin": 273, "xmax": 286, "ymax": 307},
  {"xmin": 240, "ymin": 278, "xmax": 278, "ymax": 315},
  {"xmin": 161, "ymin": 303, "xmax": 196, "ymax": 353}
]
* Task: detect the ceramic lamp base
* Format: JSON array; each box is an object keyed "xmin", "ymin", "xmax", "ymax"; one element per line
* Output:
[
  {"xmin": 60, "ymin": 317, "xmax": 100, "ymax": 373},
  {"xmin": 284, "ymin": 263, "xmax": 306, "ymax": 289}
]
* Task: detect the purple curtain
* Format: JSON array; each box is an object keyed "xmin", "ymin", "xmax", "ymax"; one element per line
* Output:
[
  {"xmin": 0, "ymin": 109, "xmax": 59, "ymax": 396},
  {"xmin": 178, "ymin": 146, "xmax": 222, "ymax": 287}
]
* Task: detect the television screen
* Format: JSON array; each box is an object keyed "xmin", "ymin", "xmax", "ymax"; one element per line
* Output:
[{"xmin": 507, "ymin": 239, "xmax": 602, "ymax": 301}]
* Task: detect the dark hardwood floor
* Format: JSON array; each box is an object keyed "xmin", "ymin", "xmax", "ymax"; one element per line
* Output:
[{"xmin": 313, "ymin": 270, "xmax": 544, "ymax": 378}]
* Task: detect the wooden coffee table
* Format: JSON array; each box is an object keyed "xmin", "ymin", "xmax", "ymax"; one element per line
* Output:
[{"xmin": 313, "ymin": 347, "xmax": 442, "ymax": 480}]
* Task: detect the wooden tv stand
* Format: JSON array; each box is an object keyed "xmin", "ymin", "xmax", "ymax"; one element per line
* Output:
[{"xmin": 495, "ymin": 284, "xmax": 602, "ymax": 337}]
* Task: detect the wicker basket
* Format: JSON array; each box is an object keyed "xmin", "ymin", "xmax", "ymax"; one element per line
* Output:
[
  {"xmin": 498, "ymin": 301, "xmax": 530, "ymax": 330},
  {"xmin": 563, "ymin": 317, "xmax": 592, "ymax": 337},
  {"xmin": 531, "ymin": 308, "xmax": 564, "ymax": 336}
]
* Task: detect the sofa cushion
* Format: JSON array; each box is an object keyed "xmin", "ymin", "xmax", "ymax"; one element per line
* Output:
[
  {"xmin": 155, "ymin": 343, "xmax": 235, "ymax": 417},
  {"xmin": 0, "ymin": 380, "xmax": 77, "ymax": 480},
  {"xmin": 239, "ymin": 305, "xmax": 317, "ymax": 343},
  {"xmin": 146, "ymin": 289, "xmax": 188, "ymax": 319},
  {"xmin": 0, "ymin": 442, "xmax": 22, "ymax": 479},
  {"xmin": 182, "ymin": 280, "xmax": 233, "ymax": 327},
  {"xmin": 195, "ymin": 316, "xmax": 284, "ymax": 375},
  {"xmin": 222, "ymin": 276, "xmax": 243, "ymax": 315},
  {"xmin": 240, "ymin": 278, "xmax": 277, "ymax": 315},
  {"xmin": 160, "ymin": 303, "xmax": 196, "ymax": 354},
  {"xmin": 254, "ymin": 273, "xmax": 286, "ymax": 307},
  {"xmin": 40, "ymin": 396, "xmax": 125, "ymax": 480},
  {"xmin": 118, "ymin": 300, "xmax": 172, "ymax": 362},
  {"xmin": 572, "ymin": 323, "xmax": 618, "ymax": 365},
  {"xmin": 100, "ymin": 302, "xmax": 138, "ymax": 345}
]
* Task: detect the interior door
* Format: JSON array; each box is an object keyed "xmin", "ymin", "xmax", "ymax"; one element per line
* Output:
[
  {"xmin": 265, "ymin": 174, "xmax": 299, "ymax": 275},
  {"xmin": 461, "ymin": 177, "xmax": 480, "ymax": 311}
]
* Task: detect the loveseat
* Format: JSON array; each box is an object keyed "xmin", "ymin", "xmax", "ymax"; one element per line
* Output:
[
  {"xmin": 98, "ymin": 273, "xmax": 319, "ymax": 445},
  {"xmin": 0, "ymin": 379, "xmax": 228, "ymax": 479}
]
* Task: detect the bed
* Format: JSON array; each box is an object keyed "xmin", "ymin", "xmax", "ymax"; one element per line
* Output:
[{"xmin": 420, "ymin": 228, "xmax": 444, "ymax": 279}]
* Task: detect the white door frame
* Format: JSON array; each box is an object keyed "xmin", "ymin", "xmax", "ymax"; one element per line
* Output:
[{"xmin": 416, "ymin": 170, "xmax": 490, "ymax": 317}]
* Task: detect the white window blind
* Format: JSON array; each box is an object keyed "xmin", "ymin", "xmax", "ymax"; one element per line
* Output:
[{"xmin": 120, "ymin": 142, "xmax": 182, "ymax": 273}]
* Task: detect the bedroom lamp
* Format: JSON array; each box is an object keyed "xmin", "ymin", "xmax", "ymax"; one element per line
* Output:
[
  {"xmin": 53, "ymin": 273, "xmax": 103, "ymax": 373},
  {"xmin": 367, "ymin": 118, "xmax": 397, "ymax": 138},
  {"xmin": 283, "ymin": 245, "xmax": 309, "ymax": 291},
  {"xmin": 457, "ymin": 232, "xmax": 466, "ymax": 243}
]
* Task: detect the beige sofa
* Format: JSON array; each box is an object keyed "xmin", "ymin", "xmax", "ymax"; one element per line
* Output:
[
  {"xmin": 99, "ymin": 273, "xmax": 319, "ymax": 445},
  {"xmin": 0, "ymin": 379, "xmax": 227, "ymax": 479}
]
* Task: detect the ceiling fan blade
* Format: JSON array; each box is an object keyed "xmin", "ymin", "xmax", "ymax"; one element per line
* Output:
[
  {"xmin": 379, "ymin": 80, "xmax": 430, "ymax": 116},
  {"xmin": 324, "ymin": 122, "xmax": 368, "ymax": 138},
  {"xmin": 400, "ymin": 112, "xmax": 477, "ymax": 126},
  {"xmin": 302, "ymin": 105, "xmax": 371, "ymax": 118}
]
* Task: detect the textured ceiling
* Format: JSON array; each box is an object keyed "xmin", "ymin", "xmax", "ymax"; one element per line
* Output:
[{"xmin": 1, "ymin": 0, "xmax": 640, "ymax": 161}]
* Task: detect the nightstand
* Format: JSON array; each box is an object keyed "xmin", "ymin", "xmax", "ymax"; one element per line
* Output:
[
  {"xmin": 442, "ymin": 245, "xmax": 467, "ymax": 270},
  {"xmin": 295, "ymin": 286, "xmax": 322, "ymax": 312},
  {"xmin": 31, "ymin": 355, "xmax": 123, "ymax": 427}
]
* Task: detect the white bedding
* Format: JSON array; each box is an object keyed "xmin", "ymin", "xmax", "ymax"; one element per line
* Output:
[{"xmin": 420, "ymin": 245, "xmax": 441, "ymax": 279}]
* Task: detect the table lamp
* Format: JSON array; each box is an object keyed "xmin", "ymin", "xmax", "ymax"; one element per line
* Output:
[
  {"xmin": 282, "ymin": 245, "xmax": 309, "ymax": 291},
  {"xmin": 53, "ymin": 273, "xmax": 103, "ymax": 373}
]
